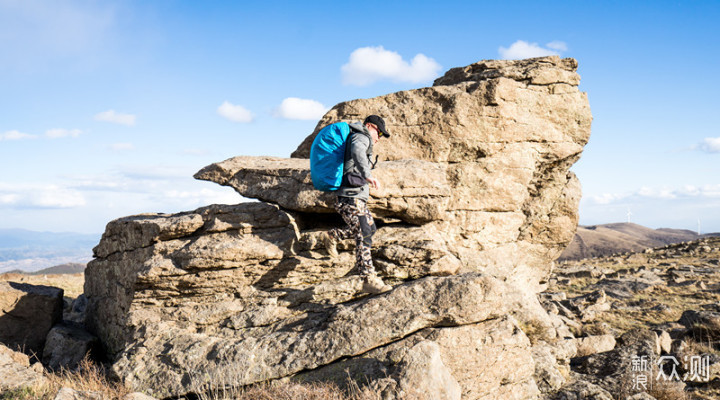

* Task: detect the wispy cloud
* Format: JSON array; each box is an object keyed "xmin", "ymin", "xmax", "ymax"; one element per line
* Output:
[
  {"xmin": 341, "ymin": 46, "xmax": 442, "ymax": 86},
  {"xmin": 94, "ymin": 110, "xmax": 136, "ymax": 126},
  {"xmin": 498, "ymin": 40, "xmax": 566, "ymax": 60},
  {"xmin": 696, "ymin": 137, "xmax": 720, "ymax": 153},
  {"xmin": 588, "ymin": 184, "xmax": 720, "ymax": 205},
  {"xmin": 0, "ymin": 130, "xmax": 38, "ymax": 141},
  {"xmin": 0, "ymin": 183, "xmax": 86, "ymax": 209},
  {"xmin": 46, "ymin": 128, "xmax": 82, "ymax": 138},
  {"xmin": 217, "ymin": 101, "xmax": 254, "ymax": 123},
  {"xmin": 162, "ymin": 188, "xmax": 240, "ymax": 206},
  {"xmin": 274, "ymin": 97, "xmax": 328, "ymax": 120}
]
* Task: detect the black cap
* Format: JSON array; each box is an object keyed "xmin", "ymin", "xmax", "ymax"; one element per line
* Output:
[{"xmin": 364, "ymin": 115, "xmax": 391, "ymax": 138}]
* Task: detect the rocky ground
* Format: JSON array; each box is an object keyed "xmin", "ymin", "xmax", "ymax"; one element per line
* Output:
[
  {"xmin": 5, "ymin": 238, "xmax": 720, "ymax": 399},
  {"xmin": 544, "ymin": 236, "xmax": 720, "ymax": 399}
]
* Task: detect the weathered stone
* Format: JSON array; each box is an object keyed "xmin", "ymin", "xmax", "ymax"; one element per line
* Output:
[
  {"xmin": 590, "ymin": 275, "xmax": 662, "ymax": 299},
  {"xmin": 391, "ymin": 341, "xmax": 461, "ymax": 400},
  {"xmin": 194, "ymin": 157, "xmax": 450, "ymax": 225},
  {"xmin": 95, "ymin": 267, "xmax": 528, "ymax": 397},
  {"xmin": 533, "ymin": 344, "xmax": 568, "ymax": 393},
  {"xmin": 0, "ymin": 281, "xmax": 63, "ymax": 354},
  {"xmin": 86, "ymin": 56, "xmax": 592, "ymax": 399},
  {"xmin": 65, "ymin": 294, "xmax": 88, "ymax": 325},
  {"xmin": 572, "ymin": 335, "xmax": 616, "ymax": 357},
  {"xmin": 0, "ymin": 342, "xmax": 46, "ymax": 391},
  {"xmin": 626, "ymin": 393, "xmax": 657, "ymax": 400},
  {"xmin": 43, "ymin": 322, "xmax": 98, "ymax": 371},
  {"xmin": 197, "ymin": 55, "xmax": 591, "ymax": 291},
  {"xmin": 678, "ymin": 310, "xmax": 720, "ymax": 340},
  {"xmin": 571, "ymin": 329, "xmax": 684, "ymax": 397},
  {"xmin": 549, "ymin": 379, "xmax": 613, "ymax": 400},
  {"xmin": 123, "ymin": 393, "xmax": 158, "ymax": 400},
  {"xmin": 53, "ymin": 387, "xmax": 103, "ymax": 400},
  {"xmin": 294, "ymin": 315, "xmax": 538, "ymax": 400},
  {"xmin": 653, "ymin": 330, "xmax": 672, "ymax": 354}
]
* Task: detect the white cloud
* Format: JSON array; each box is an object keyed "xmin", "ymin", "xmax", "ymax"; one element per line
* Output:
[
  {"xmin": 591, "ymin": 193, "xmax": 628, "ymax": 205},
  {"xmin": 46, "ymin": 128, "xmax": 82, "ymax": 138},
  {"xmin": 341, "ymin": 46, "xmax": 442, "ymax": 86},
  {"xmin": 498, "ymin": 40, "xmax": 565, "ymax": 60},
  {"xmin": 698, "ymin": 137, "xmax": 720, "ymax": 153},
  {"xmin": 217, "ymin": 101, "xmax": 254, "ymax": 123},
  {"xmin": 94, "ymin": 110, "xmax": 136, "ymax": 126},
  {"xmin": 0, "ymin": 183, "xmax": 86, "ymax": 209},
  {"xmin": 545, "ymin": 41, "xmax": 568, "ymax": 52},
  {"xmin": 109, "ymin": 142, "xmax": 135, "ymax": 151},
  {"xmin": 587, "ymin": 184, "xmax": 720, "ymax": 206},
  {"xmin": 1, "ymin": 130, "xmax": 38, "ymax": 141},
  {"xmin": 274, "ymin": 97, "xmax": 328, "ymax": 120}
]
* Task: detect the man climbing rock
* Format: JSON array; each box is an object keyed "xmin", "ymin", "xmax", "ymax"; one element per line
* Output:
[{"xmin": 322, "ymin": 115, "xmax": 392, "ymax": 294}]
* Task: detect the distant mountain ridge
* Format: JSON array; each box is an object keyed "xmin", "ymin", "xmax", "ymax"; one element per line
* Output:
[
  {"xmin": 559, "ymin": 222, "xmax": 719, "ymax": 261},
  {"xmin": 0, "ymin": 229, "xmax": 98, "ymax": 273}
]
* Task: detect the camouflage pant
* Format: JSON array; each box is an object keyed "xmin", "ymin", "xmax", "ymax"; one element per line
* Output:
[{"xmin": 330, "ymin": 197, "xmax": 377, "ymax": 276}]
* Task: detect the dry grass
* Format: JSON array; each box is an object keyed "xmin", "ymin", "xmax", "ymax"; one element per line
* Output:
[
  {"xmin": 0, "ymin": 272, "xmax": 85, "ymax": 299},
  {"xmin": 188, "ymin": 380, "xmax": 383, "ymax": 400},
  {"xmin": 1, "ymin": 360, "xmax": 391, "ymax": 400},
  {"xmin": 1, "ymin": 357, "xmax": 129, "ymax": 400}
]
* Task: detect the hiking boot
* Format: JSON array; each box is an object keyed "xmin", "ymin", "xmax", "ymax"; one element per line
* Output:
[
  {"xmin": 361, "ymin": 274, "xmax": 392, "ymax": 294},
  {"xmin": 321, "ymin": 231, "xmax": 338, "ymax": 259}
]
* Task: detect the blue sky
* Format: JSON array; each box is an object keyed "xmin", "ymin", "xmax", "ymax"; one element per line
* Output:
[{"xmin": 1, "ymin": 0, "xmax": 719, "ymax": 235}]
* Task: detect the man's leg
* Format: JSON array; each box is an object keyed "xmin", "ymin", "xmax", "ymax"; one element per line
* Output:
[{"xmin": 354, "ymin": 199, "xmax": 377, "ymax": 276}]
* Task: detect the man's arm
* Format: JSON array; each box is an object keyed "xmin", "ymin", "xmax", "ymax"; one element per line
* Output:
[{"xmin": 349, "ymin": 134, "xmax": 372, "ymax": 179}]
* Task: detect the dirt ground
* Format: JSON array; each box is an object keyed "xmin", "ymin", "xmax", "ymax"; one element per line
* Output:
[{"xmin": 0, "ymin": 272, "xmax": 85, "ymax": 299}]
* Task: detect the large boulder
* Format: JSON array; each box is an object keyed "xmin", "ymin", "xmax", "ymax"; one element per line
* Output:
[
  {"xmin": 197, "ymin": 55, "xmax": 591, "ymax": 291},
  {"xmin": 0, "ymin": 281, "xmax": 64, "ymax": 354},
  {"xmin": 194, "ymin": 157, "xmax": 450, "ymax": 225},
  {"xmin": 85, "ymin": 56, "xmax": 591, "ymax": 399},
  {"xmin": 85, "ymin": 203, "xmax": 534, "ymax": 397}
]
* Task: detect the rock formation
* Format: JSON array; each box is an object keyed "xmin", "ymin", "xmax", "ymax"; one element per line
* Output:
[
  {"xmin": 85, "ymin": 56, "xmax": 592, "ymax": 399},
  {"xmin": 0, "ymin": 281, "xmax": 64, "ymax": 355},
  {"xmin": 0, "ymin": 343, "xmax": 46, "ymax": 392}
]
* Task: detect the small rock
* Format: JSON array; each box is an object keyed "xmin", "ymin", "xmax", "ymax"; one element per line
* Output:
[
  {"xmin": 573, "ymin": 335, "xmax": 616, "ymax": 357},
  {"xmin": 123, "ymin": 393, "xmax": 159, "ymax": 400},
  {"xmin": 43, "ymin": 322, "xmax": 99, "ymax": 371},
  {"xmin": 53, "ymin": 387, "xmax": 103, "ymax": 400},
  {"xmin": 678, "ymin": 310, "xmax": 720, "ymax": 340},
  {"xmin": 0, "ymin": 343, "xmax": 47, "ymax": 391},
  {"xmin": 653, "ymin": 330, "xmax": 672, "ymax": 354},
  {"xmin": 549, "ymin": 379, "xmax": 613, "ymax": 400},
  {"xmin": 626, "ymin": 393, "xmax": 656, "ymax": 400}
]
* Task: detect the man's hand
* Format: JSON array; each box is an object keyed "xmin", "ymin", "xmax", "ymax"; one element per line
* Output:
[{"xmin": 366, "ymin": 177, "xmax": 381, "ymax": 190}]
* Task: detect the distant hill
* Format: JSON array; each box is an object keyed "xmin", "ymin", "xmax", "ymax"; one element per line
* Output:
[
  {"xmin": 33, "ymin": 262, "xmax": 86, "ymax": 275},
  {"xmin": 0, "ymin": 229, "xmax": 98, "ymax": 273},
  {"xmin": 559, "ymin": 222, "xmax": 719, "ymax": 261}
]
